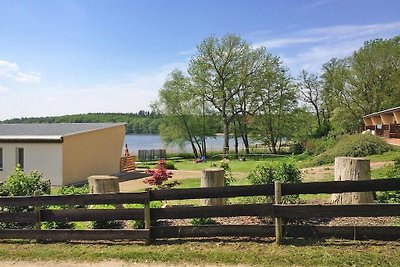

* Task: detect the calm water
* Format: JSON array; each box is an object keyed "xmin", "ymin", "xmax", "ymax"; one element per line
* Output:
[{"xmin": 124, "ymin": 134, "xmax": 247, "ymax": 154}]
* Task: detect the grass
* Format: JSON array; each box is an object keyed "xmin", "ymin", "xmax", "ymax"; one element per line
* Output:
[
  {"xmin": 366, "ymin": 150, "xmax": 400, "ymax": 162},
  {"xmin": 173, "ymin": 156, "xmax": 292, "ymax": 172},
  {"xmin": 0, "ymin": 240, "xmax": 399, "ymax": 266}
]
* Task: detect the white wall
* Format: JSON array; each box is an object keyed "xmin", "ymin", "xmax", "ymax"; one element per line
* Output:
[{"xmin": 0, "ymin": 143, "xmax": 63, "ymax": 186}]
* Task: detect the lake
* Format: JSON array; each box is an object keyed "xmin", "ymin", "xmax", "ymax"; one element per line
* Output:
[{"xmin": 124, "ymin": 134, "xmax": 247, "ymax": 154}]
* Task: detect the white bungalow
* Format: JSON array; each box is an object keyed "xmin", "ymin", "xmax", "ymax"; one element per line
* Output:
[{"xmin": 0, "ymin": 123, "xmax": 125, "ymax": 185}]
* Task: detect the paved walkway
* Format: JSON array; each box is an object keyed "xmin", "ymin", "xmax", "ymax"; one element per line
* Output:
[{"xmin": 385, "ymin": 138, "xmax": 400, "ymax": 146}]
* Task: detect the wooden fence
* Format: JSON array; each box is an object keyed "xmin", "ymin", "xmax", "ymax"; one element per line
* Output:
[{"xmin": 0, "ymin": 178, "xmax": 400, "ymax": 244}]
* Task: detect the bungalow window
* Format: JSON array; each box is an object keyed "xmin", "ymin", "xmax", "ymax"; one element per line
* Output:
[
  {"xmin": 0, "ymin": 148, "xmax": 3, "ymax": 171},
  {"xmin": 16, "ymin": 148, "xmax": 24, "ymax": 170}
]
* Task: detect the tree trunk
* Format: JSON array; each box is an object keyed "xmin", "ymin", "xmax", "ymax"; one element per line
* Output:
[
  {"xmin": 233, "ymin": 122, "xmax": 239, "ymax": 159},
  {"xmin": 223, "ymin": 116, "xmax": 230, "ymax": 156},
  {"xmin": 242, "ymin": 133, "xmax": 250, "ymax": 154},
  {"xmin": 189, "ymin": 140, "xmax": 199, "ymax": 159},
  {"xmin": 200, "ymin": 168, "xmax": 226, "ymax": 206},
  {"xmin": 331, "ymin": 157, "xmax": 374, "ymax": 204}
]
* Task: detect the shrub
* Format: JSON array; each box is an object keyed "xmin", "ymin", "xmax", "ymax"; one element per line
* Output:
[
  {"xmin": 144, "ymin": 160, "xmax": 173, "ymax": 187},
  {"xmin": 0, "ymin": 166, "xmax": 51, "ymax": 229},
  {"xmin": 5, "ymin": 165, "xmax": 50, "ymax": 196},
  {"xmin": 247, "ymin": 159, "xmax": 302, "ymax": 203},
  {"xmin": 376, "ymin": 157, "xmax": 400, "ymax": 203},
  {"xmin": 311, "ymin": 134, "xmax": 393, "ymax": 166},
  {"xmin": 190, "ymin": 217, "xmax": 216, "ymax": 226},
  {"xmin": 164, "ymin": 161, "xmax": 177, "ymax": 170},
  {"xmin": 132, "ymin": 220, "xmax": 145, "ymax": 229},
  {"xmin": 304, "ymin": 136, "xmax": 336, "ymax": 156},
  {"xmin": 220, "ymin": 159, "xmax": 235, "ymax": 186},
  {"xmin": 289, "ymin": 142, "xmax": 305, "ymax": 154},
  {"xmin": 92, "ymin": 220, "xmax": 125, "ymax": 229},
  {"xmin": 58, "ymin": 185, "xmax": 89, "ymax": 196}
]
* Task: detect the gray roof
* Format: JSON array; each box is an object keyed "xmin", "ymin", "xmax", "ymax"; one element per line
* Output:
[
  {"xmin": 0, "ymin": 123, "xmax": 125, "ymax": 143},
  {"xmin": 363, "ymin": 106, "xmax": 400, "ymax": 118}
]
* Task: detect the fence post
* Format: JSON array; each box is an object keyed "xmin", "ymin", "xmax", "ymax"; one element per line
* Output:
[
  {"xmin": 33, "ymin": 191, "xmax": 41, "ymax": 231},
  {"xmin": 274, "ymin": 181, "xmax": 283, "ymax": 245},
  {"xmin": 144, "ymin": 189, "xmax": 152, "ymax": 244}
]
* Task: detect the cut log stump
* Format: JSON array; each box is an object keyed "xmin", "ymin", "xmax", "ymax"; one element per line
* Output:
[
  {"xmin": 88, "ymin": 175, "xmax": 123, "ymax": 208},
  {"xmin": 332, "ymin": 157, "xmax": 374, "ymax": 204},
  {"xmin": 200, "ymin": 168, "xmax": 226, "ymax": 206}
]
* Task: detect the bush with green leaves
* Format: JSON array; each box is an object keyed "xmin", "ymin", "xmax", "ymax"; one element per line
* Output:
[
  {"xmin": 311, "ymin": 134, "xmax": 393, "ymax": 166},
  {"xmin": 4, "ymin": 165, "xmax": 51, "ymax": 196},
  {"xmin": 219, "ymin": 159, "xmax": 235, "ymax": 186},
  {"xmin": 92, "ymin": 220, "xmax": 125, "ymax": 229},
  {"xmin": 164, "ymin": 161, "xmax": 177, "ymax": 170},
  {"xmin": 0, "ymin": 165, "xmax": 51, "ymax": 229},
  {"xmin": 190, "ymin": 217, "xmax": 216, "ymax": 226},
  {"xmin": 247, "ymin": 159, "xmax": 302, "ymax": 203},
  {"xmin": 304, "ymin": 136, "xmax": 336, "ymax": 156},
  {"xmin": 376, "ymin": 157, "xmax": 400, "ymax": 203}
]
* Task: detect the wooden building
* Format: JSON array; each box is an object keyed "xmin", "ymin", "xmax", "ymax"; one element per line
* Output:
[
  {"xmin": 0, "ymin": 123, "xmax": 125, "ymax": 185},
  {"xmin": 363, "ymin": 107, "xmax": 400, "ymax": 138}
]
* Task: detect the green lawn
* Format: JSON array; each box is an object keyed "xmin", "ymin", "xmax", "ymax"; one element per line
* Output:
[
  {"xmin": 366, "ymin": 150, "xmax": 400, "ymax": 162},
  {"xmin": 0, "ymin": 240, "xmax": 399, "ymax": 266},
  {"xmin": 173, "ymin": 156, "xmax": 292, "ymax": 172}
]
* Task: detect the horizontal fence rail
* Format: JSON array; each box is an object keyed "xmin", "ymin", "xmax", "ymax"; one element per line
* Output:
[
  {"xmin": 274, "ymin": 204, "xmax": 400, "ymax": 218},
  {"xmin": 0, "ymin": 178, "xmax": 399, "ymax": 243},
  {"xmin": 282, "ymin": 178, "xmax": 400, "ymax": 195},
  {"xmin": 0, "ymin": 192, "xmax": 147, "ymax": 206},
  {"xmin": 0, "ymin": 229, "xmax": 149, "ymax": 241},
  {"xmin": 41, "ymin": 208, "xmax": 144, "ymax": 222}
]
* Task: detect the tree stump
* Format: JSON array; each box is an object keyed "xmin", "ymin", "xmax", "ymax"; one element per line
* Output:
[
  {"xmin": 200, "ymin": 168, "xmax": 226, "ymax": 206},
  {"xmin": 87, "ymin": 175, "xmax": 123, "ymax": 208},
  {"xmin": 331, "ymin": 157, "xmax": 374, "ymax": 204},
  {"xmin": 88, "ymin": 175, "xmax": 120, "ymax": 194}
]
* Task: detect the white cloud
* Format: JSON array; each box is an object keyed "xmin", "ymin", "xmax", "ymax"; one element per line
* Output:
[
  {"xmin": 253, "ymin": 21, "xmax": 400, "ymax": 74},
  {"xmin": 0, "ymin": 59, "xmax": 41, "ymax": 84},
  {"xmin": 14, "ymin": 71, "xmax": 42, "ymax": 83},
  {"xmin": 0, "ymin": 60, "xmax": 19, "ymax": 77},
  {"xmin": 0, "ymin": 85, "xmax": 9, "ymax": 95}
]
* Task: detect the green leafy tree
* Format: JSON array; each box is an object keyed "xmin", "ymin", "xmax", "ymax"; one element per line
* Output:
[
  {"xmin": 321, "ymin": 36, "xmax": 400, "ymax": 133},
  {"xmin": 188, "ymin": 34, "xmax": 266, "ymax": 155},
  {"xmin": 153, "ymin": 70, "xmax": 218, "ymax": 158},
  {"xmin": 251, "ymin": 57, "xmax": 298, "ymax": 153}
]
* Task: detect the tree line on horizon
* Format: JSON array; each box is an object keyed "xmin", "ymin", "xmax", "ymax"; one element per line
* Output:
[
  {"xmin": 0, "ymin": 112, "xmax": 164, "ymax": 135},
  {"xmin": 152, "ymin": 34, "xmax": 400, "ymax": 158}
]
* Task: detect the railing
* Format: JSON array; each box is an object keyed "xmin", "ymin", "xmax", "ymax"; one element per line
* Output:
[{"xmin": 0, "ymin": 178, "xmax": 399, "ymax": 243}]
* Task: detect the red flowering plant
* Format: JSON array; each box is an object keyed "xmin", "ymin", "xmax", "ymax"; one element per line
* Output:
[{"xmin": 144, "ymin": 160, "xmax": 179, "ymax": 189}]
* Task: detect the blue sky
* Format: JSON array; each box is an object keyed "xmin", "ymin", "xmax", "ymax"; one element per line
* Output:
[{"xmin": 0, "ymin": 0, "xmax": 399, "ymax": 120}]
